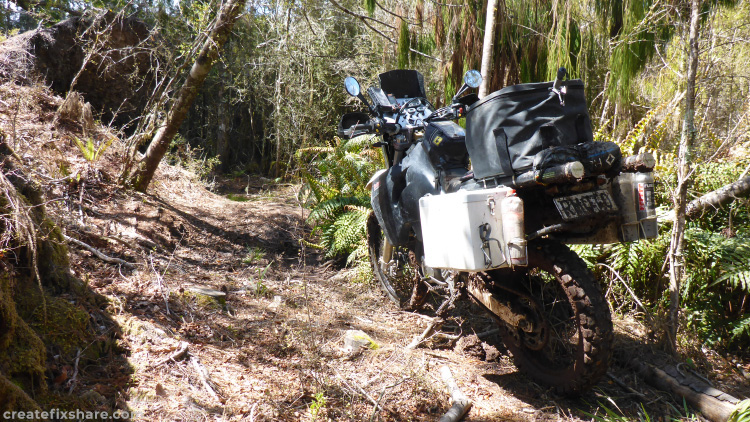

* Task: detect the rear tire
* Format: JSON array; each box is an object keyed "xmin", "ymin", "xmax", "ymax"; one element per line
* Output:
[
  {"xmin": 489, "ymin": 239, "xmax": 613, "ymax": 395},
  {"xmin": 367, "ymin": 213, "xmax": 428, "ymax": 310}
]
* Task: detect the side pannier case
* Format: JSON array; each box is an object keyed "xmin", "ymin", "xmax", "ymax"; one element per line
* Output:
[{"xmin": 465, "ymin": 80, "xmax": 594, "ymax": 182}]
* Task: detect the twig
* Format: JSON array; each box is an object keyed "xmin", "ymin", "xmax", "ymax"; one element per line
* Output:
[
  {"xmin": 406, "ymin": 317, "xmax": 444, "ymax": 350},
  {"xmin": 476, "ymin": 328, "xmax": 501, "ymax": 339},
  {"xmin": 149, "ymin": 253, "xmax": 170, "ymax": 315},
  {"xmin": 438, "ymin": 365, "xmax": 472, "ymax": 422},
  {"xmin": 595, "ymin": 263, "xmax": 655, "ymax": 324},
  {"xmin": 607, "ymin": 372, "xmax": 647, "ymax": 399},
  {"xmin": 369, "ymin": 377, "xmax": 411, "ymax": 422},
  {"xmin": 190, "ymin": 355, "xmax": 221, "ymax": 404},
  {"xmin": 333, "ymin": 368, "xmax": 397, "ymax": 416},
  {"xmin": 63, "ymin": 233, "xmax": 135, "ymax": 268},
  {"xmin": 248, "ymin": 402, "xmax": 258, "ymax": 421},
  {"xmin": 67, "ymin": 348, "xmax": 82, "ymax": 394},
  {"xmin": 154, "ymin": 341, "xmax": 189, "ymax": 367}
]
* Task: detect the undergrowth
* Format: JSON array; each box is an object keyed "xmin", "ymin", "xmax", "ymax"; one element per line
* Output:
[
  {"xmin": 296, "ymin": 135, "xmax": 380, "ymax": 281},
  {"xmin": 581, "ymin": 108, "xmax": 750, "ymax": 350}
]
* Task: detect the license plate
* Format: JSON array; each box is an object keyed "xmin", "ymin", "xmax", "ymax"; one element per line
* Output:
[{"xmin": 553, "ymin": 190, "xmax": 618, "ymax": 221}]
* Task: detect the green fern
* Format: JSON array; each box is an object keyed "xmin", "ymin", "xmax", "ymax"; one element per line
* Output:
[
  {"xmin": 730, "ymin": 316, "xmax": 750, "ymax": 341},
  {"xmin": 620, "ymin": 101, "xmax": 667, "ymax": 155},
  {"xmin": 73, "ymin": 136, "xmax": 114, "ymax": 162},
  {"xmin": 297, "ymin": 136, "xmax": 382, "ymax": 272}
]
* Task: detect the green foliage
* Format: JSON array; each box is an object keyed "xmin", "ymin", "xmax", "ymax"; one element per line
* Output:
[
  {"xmin": 308, "ymin": 391, "xmax": 326, "ymax": 420},
  {"xmin": 585, "ymin": 401, "xmax": 654, "ymax": 422},
  {"xmin": 297, "ymin": 136, "xmax": 380, "ymax": 269},
  {"xmin": 73, "ymin": 136, "xmax": 114, "ymax": 162},
  {"xmin": 682, "ymin": 229, "xmax": 750, "ymax": 345},
  {"xmin": 166, "ymin": 134, "xmax": 221, "ymax": 181},
  {"xmin": 250, "ymin": 262, "xmax": 274, "ymax": 298},
  {"xmin": 398, "ymin": 20, "xmax": 410, "ymax": 69},
  {"xmin": 226, "ymin": 194, "xmax": 249, "ymax": 202},
  {"xmin": 243, "ymin": 246, "xmax": 265, "ymax": 265},
  {"xmin": 364, "ymin": 0, "xmax": 376, "ymax": 16},
  {"xmin": 729, "ymin": 400, "xmax": 750, "ymax": 422},
  {"xmin": 607, "ymin": 0, "xmax": 665, "ymax": 105}
]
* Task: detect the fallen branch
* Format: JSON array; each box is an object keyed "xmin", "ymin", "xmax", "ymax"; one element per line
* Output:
[
  {"xmin": 406, "ymin": 317, "xmax": 444, "ymax": 350},
  {"xmin": 154, "ymin": 341, "xmax": 189, "ymax": 367},
  {"xmin": 438, "ymin": 365, "xmax": 472, "ymax": 422},
  {"xmin": 629, "ymin": 359, "xmax": 744, "ymax": 422},
  {"xmin": 662, "ymin": 174, "xmax": 750, "ymax": 222},
  {"xmin": 685, "ymin": 174, "xmax": 750, "ymax": 219},
  {"xmin": 63, "ymin": 233, "xmax": 135, "ymax": 269},
  {"xmin": 66, "ymin": 348, "xmax": 81, "ymax": 394},
  {"xmin": 190, "ymin": 355, "xmax": 221, "ymax": 404}
]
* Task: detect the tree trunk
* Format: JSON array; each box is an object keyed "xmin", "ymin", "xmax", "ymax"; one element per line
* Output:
[
  {"xmin": 273, "ymin": 70, "xmax": 283, "ymax": 178},
  {"xmin": 126, "ymin": 0, "xmax": 247, "ymax": 192},
  {"xmin": 216, "ymin": 70, "xmax": 231, "ymax": 173},
  {"xmin": 685, "ymin": 175, "xmax": 750, "ymax": 219},
  {"xmin": 667, "ymin": 0, "xmax": 700, "ymax": 352},
  {"xmin": 478, "ymin": 0, "xmax": 498, "ymax": 99}
]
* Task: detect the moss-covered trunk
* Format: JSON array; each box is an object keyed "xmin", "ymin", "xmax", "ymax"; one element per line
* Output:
[{"xmin": 0, "ymin": 136, "xmax": 122, "ymax": 411}]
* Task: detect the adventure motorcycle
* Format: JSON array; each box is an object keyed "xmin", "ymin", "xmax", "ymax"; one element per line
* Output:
[{"xmin": 338, "ymin": 68, "xmax": 658, "ymax": 395}]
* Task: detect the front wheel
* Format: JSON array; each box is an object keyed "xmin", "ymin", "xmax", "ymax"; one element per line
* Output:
[
  {"xmin": 367, "ymin": 213, "xmax": 428, "ymax": 310},
  {"xmin": 488, "ymin": 239, "xmax": 613, "ymax": 395}
]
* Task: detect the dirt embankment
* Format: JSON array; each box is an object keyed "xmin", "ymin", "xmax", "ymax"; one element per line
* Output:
[{"xmin": 1, "ymin": 81, "xmax": 749, "ymax": 421}]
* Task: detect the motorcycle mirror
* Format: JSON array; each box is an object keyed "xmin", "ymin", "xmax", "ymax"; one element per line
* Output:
[
  {"xmin": 463, "ymin": 70, "xmax": 482, "ymax": 88},
  {"xmin": 344, "ymin": 77, "xmax": 361, "ymax": 97},
  {"xmin": 451, "ymin": 70, "xmax": 482, "ymax": 103}
]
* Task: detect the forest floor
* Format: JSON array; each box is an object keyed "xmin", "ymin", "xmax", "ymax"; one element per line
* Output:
[{"xmin": 2, "ymin": 81, "xmax": 749, "ymax": 421}]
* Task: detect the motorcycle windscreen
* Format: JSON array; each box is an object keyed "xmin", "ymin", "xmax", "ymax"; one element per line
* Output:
[
  {"xmin": 465, "ymin": 80, "xmax": 593, "ymax": 181},
  {"xmin": 378, "ymin": 70, "xmax": 426, "ymax": 99}
]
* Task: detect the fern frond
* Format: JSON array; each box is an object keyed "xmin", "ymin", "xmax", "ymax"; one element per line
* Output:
[
  {"xmin": 621, "ymin": 102, "xmax": 667, "ymax": 156},
  {"xmin": 295, "ymin": 146, "xmax": 335, "ymax": 159},
  {"xmin": 307, "ymin": 196, "xmax": 361, "ymax": 223},
  {"xmin": 730, "ymin": 316, "xmax": 750, "ymax": 340}
]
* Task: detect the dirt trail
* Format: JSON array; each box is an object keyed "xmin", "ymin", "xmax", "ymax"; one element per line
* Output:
[
  {"xmin": 2, "ymin": 82, "xmax": 748, "ymax": 421},
  {"xmin": 77, "ymin": 167, "xmax": 568, "ymax": 421}
]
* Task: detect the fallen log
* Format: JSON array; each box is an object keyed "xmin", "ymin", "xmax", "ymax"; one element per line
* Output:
[
  {"xmin": 629, "ymin": 359, "xmax": 746, "ymax": 422},
  {"xmin": 685, "ymin": 174, "xmax": 750, "ymax": 219},
  {"xmin": 438, "ymin": 365, "xmax": 472, "ymax": 422}
]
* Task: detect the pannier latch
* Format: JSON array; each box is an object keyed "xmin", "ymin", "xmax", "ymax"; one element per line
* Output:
[
  {"xmin": 479, "ymin": 223, "xmax": 504, "ymax": 268},
  {"xmin": 487, "ymin": 197, "xmax": 496, "ymax": 215}
]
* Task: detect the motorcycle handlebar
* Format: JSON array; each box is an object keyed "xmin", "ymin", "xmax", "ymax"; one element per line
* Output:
[{"xmin": 348, "ymin": 119, "xmax": 401, "ymax": 136}]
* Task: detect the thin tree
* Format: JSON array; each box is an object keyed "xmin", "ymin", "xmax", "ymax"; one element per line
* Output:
[
  {"xmin": 478, "ymin": 0, "xmax": 498, "ymax": 98},
  {"xmin": 667, "ymin": 0, "xmax": 701, "ymax": 352},
  {"xmin": 125, "ymin": 0, "xmax": 247, "ymax": 192}
]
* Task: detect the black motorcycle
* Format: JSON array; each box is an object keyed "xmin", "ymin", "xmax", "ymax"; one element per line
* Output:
[{"xmin": 338, "ymin": 68, "xmax": 657, "ymax": 394}]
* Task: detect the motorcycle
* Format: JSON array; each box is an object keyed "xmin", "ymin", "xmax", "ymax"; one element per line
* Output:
[{"xmin": 337, "ymin": 68, "xmax": 658, "ymax": 394}]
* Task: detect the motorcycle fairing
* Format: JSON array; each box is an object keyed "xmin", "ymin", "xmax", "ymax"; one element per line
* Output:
[
  {"xmin": 366, "ymin": 169, "xmax": 387, "ymax": 190},
  {"xmin": 371, "ymin": 164, "xmax": 410, "ymax": 246},
  {"xmin": 370, "ymin": 143, "xmax": 438, "ymax": 246}
]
